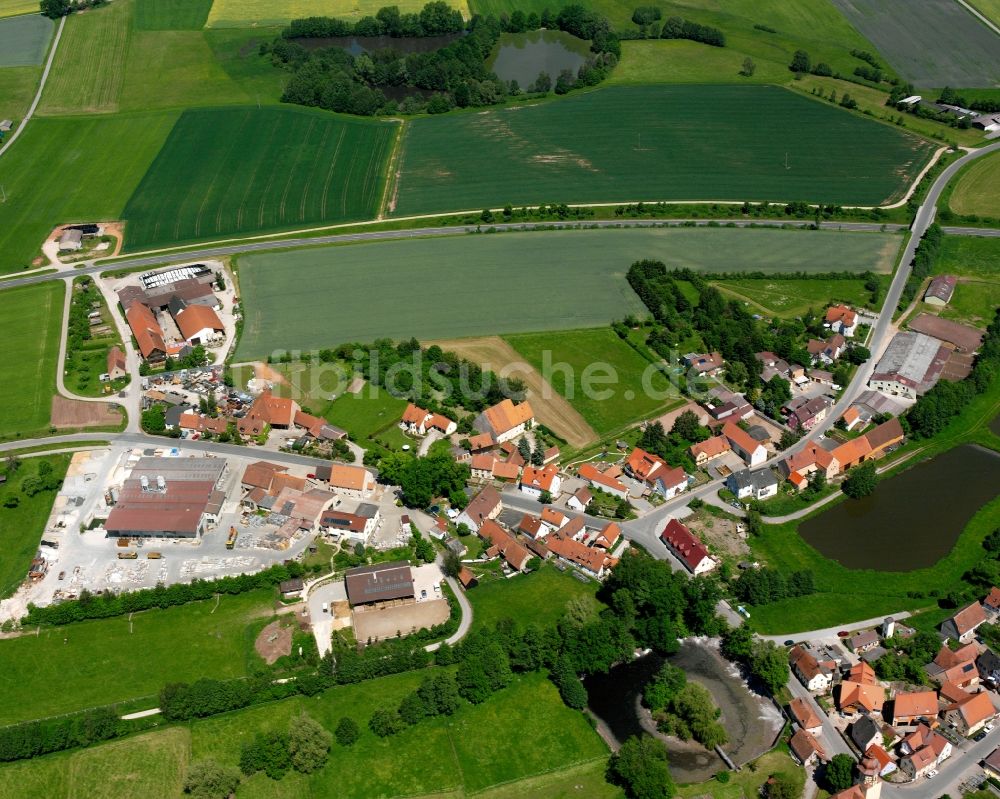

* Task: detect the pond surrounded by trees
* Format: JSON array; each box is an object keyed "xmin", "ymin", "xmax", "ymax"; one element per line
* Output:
[
  {"xmin": 800, "ymin": 444, "xmax": 1000, "ymax": 571},
  {"xmin": 487, "ymin": 30, "xmax": 590, "ymax": 89},
  {"xmin": 583, "ymin": 640, "xmax": 782, "ymax": 782}
]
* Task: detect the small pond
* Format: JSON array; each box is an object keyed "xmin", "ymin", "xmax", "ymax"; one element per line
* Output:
[
  {"xmin": 487, "ymin": 29, "xmax": 590, "ymax": 88},
  {"xmin": 297, "ymin": 32, "xmax": 462, "ymax": 56},
  {"xmin": 584, "ymin": 640, "xmax": 782, "ymax": 783},
  {"xmin": 800, "ymin": 444, "xmax": 1000, "ymax": 571}
]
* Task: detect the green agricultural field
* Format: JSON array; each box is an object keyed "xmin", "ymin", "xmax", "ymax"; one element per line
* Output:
[
  {"xmin": 712, "ymin": 277, "xmax": 882, "ymax": 318},
  {"xmin": 506, "ymin": 327, "xmax": 678, "ymax": 435},
  {"xmin": 941, "ymin": 281, "xmax": 1000, "ymax": 328},
  {"xmin": 195, "ymin": 670, "xmax": 606, "ymax": 798},
  {"xmin": 121, "ymin": 106, "xmax": 396, "ymax": 251},
  {"xmin": 610, "ymin": 39, "xmax": 789, "ymax": 85},
  {"xmin": 0, "ymin": 12, "xmax": 52, "ymax": 67},
  {"xmin": 829, "ymin": 0, "xmax": 1000, "ymax": 87},
  {"xmin": 0, "ymin": 0, "xmax": 38, "ymax": 17},
  {"xmin": 134, "ymin": 0, "xmax": 213, "ymax": 29},
  {"xmin": 207, "ymin": 0, "xmax": 469, "ymax": 26},
  {"xmin": 0, "ymin": 670, "xmax": 609, "ymax": 798},
  {"xmin": 0, "ymin": 65, "xmax": 40, "ymax": 122},
  {"xmin": 0, "ymin": 112, "xmax": 177, "ymax": 273},
  {"xmin": 38, "ymin": 0, "xmax": 132, "ymax": 114},
  {"xmin": 469, "ymin": 563, "xmax": 600, "ymax": 632},
  {"xmin": 205, "ymin": 28, "xmax": 289, "ymax": 100},
  {"xmin": 934, "ymin": 234, "xmax": 1000, "ymax": 281},
  {"xmin": 969, "ymin": 0, "xmax": 1000, "ymax": 25},
  {"xmin": 0, "ymin": 283, "xmax": 62, "ymax": 439},
  {"xmin": 234, "ymin": 227, "xmax": 897, "ymax": 359},
  {"xmin": 118, "ymin": 31, "xmax": 263, "ymax": 111},
  {"xmin": 0, "ymin": 456, "xmax": 69, "ymax": 599},
  {"xmin": 0, "ymin": 590, "xmax": 274, "ymax": 725},
  {"xmin": 0, "ymin": 728, "xmax": 190, "ymax": 799},
  {"xmin": 949, "ymin": 152, "xmax": 1000, "ymax": 219},
  {"xmin": 392, "ymin": 86, "xmax": 935, "ymax": 215}
]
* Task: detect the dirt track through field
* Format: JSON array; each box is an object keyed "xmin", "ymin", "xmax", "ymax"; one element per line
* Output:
[{"xmin": 430, "ymin": 337, "xmax": 597, "ymax": 449}]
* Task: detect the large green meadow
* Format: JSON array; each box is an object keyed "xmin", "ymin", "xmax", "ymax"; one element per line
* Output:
[
  {"xmin": 949, "ymin": 152, "xmax": 1000, "ymax": 219},
  {"xmin": 0, "ymin": 671, "xmax": 611, "ymax": 799},
  {"xmin": 207, "ymin": 0, "xmax": 470, "ymax": 26},
  {"xmin": 0, "ymin": 590, "xmax": 274, "ymax": 725},
  {"xmin": 0, "ymin": 283, "xmax": 62, "ymax": 438},
  {"xmin": 392, "ymin": 85, "xmax": 934, "ymax": 215},
  {"xmin": 235, "ymin": 227, "xmax": 898, "ymax": 360},
  {"xmin": 121, "ymin": 106, "xmax": 396, "ymax": 251},
  {"xmin": 0, "ymin": 113, "xmax": 177, "ymax": 272},
  {"xmin": 506, "ymin": 327, "xmax": 678, "ymax": 435},
  {"xmin": 468, "ymin": 564, "xmax": 600, "ymax": 632}
]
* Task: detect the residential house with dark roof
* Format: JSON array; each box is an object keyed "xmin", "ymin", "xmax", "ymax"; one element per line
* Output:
[
  {"xmin": 789, "ymin": 729, "xmax": 826, "ymax": 767},
  {"xmin": 848, "ymin": 630, "xmax": 881, "ymax": 654},
  {"xmin": 684, "ymin": 352, "xmax": 724, "ymax": 377},
  {"xmin": 784, "ymin": 396, "xmax": 832, "ymax": 431},
  {"xmin": 978, "ymin": 649, "xmax": 1000, "ymax": 686},
  {"xmin": 660, "ymin": 519, "xmax": 715, "ymax": 576},
  {"xmin": 850, "ymin": 716, "xmax": 883, "ymax": 752},
  {"xmin": 726, "ymin": 468, "xmax": 778, "ymax": 501},
  {"xmin": 863, "ymin": 418, "xmax": 905, "ymax": 459}
]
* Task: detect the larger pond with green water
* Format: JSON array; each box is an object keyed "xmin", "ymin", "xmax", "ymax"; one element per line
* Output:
[
  {"xmin": 799, "ymin": 444, "xmax": 1000, "ymax": 571},
  {"xmin": 487, "ymin": 29, "xmax": 590, "ymax": 89}
]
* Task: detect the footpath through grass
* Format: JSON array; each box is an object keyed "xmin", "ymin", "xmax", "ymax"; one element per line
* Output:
[
  {"xmin": 234, "ymin": 227, "xmax": 897, "ymax": 360},
  {"xmin": 0, "ymin": 590, "xmax": 274, "ymax": 725},
  {"xmin": 0, "ymin": 283, "xmax": 62, "ymax": 440},
  {"xmin": 121, "ymin": 106, "xmax": 396, "ymax": 251},
  {"xmin": 393, "ymin": 85, "xmax": 934, "ymax": 215},
  {"xmin": 506, "ymin": 327, "xmax": 679, "ymax": 436}
]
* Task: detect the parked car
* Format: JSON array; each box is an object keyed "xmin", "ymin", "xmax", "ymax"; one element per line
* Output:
[{"xmin": 974, "ymin": 731, "xmax": 987, "ymax": 742}]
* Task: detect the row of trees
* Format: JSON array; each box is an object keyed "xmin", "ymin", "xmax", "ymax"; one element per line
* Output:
[
  {"xmin": 239, "ymin": 713, "xmax": 332, "ymax": 781},
  {"xmin": 624, "ymin": 12, "xmax": 724, "ymax": 46},
  {"xmin": 732, "ymin": 567, "xmax": 815, "ymax": 607},
  {"xmin": 22, "ymin": 562, "xmax": 309, "ymax": 626},
  {"xmin": 283, "ymin": 1, "xmax": 463, "ymax": 39},
  {"xmin": 0, "ymin": 705, "xmax": 119, "ymax": 763},
  {"xmin": 899, "ymin": 223, "xmax": 943, "ymax": 310}
]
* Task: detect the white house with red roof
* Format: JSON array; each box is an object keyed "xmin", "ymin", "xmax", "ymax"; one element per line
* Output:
[
  {"xmin": 519, "ymin": 464, "xmax": 561, "ymax": 499},
  {"xmin": 399, "ymin": 403, "xmax": 457, "ymax": 436},
  {"xmin": 566, "ymin": 486, "xmax": 592, "ymax": 513},
  {"xmin": 660, "ymin": 518, "xmax": 715, "ymax": 575},
  {"xmin": 723, "ymin": 422, "xmax": 767, "ymax": 467},
  {"xmin": 826, "ymin": 305, "xmax": 858, "ymax": 337}
]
